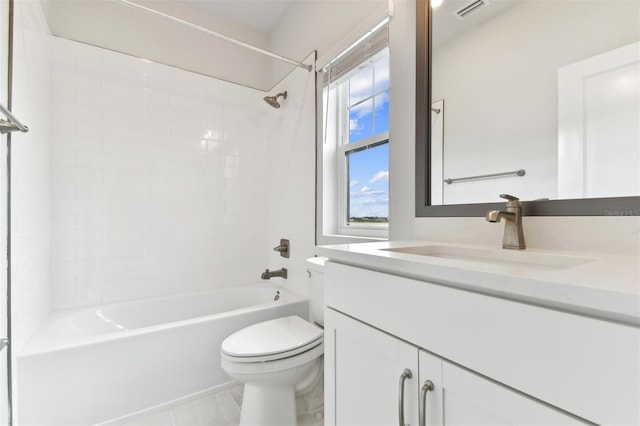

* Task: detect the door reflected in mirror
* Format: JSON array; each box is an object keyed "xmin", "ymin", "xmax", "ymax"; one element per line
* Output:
[{"xmin": 429, "ymin": 0, "xmax": 639, "ymax": 206}]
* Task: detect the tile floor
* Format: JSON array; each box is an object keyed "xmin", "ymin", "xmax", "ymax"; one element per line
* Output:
[
  {"xmin": 123, "ymin": 387, "xmax": 241, "ymax": 426},
  {"xmin": 123, "ymin": 378, "xmax": 323, "ymax": 426}
]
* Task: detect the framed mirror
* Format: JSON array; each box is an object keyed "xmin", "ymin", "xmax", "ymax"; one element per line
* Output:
[{"xmin": 416, "ymin": 0, "xmax": 640, "ymax": 217}]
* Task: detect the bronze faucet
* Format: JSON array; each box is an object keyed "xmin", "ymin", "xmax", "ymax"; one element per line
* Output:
[{"xmin": 486, "ymin": 194, "xmax": 526, "ymax": 250}]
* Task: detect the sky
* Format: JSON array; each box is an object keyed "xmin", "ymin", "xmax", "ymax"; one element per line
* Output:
[{"xmin": 348, "ymin": 142, "xmax": 389, "ymax": 219}]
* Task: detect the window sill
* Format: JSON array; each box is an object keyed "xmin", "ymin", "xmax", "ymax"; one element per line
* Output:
[{"xmin": 316, "ymin": 233, "xmax": 388, "ymax": 246}]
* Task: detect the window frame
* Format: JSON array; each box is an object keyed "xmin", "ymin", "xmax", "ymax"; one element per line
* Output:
[
  {"xmin": 316, "ymin": 20, "xmax": 391, "ymax": 244},
  {"xmin": 334, "ymin": 50, "xmax": 390, "ymax": 238}
]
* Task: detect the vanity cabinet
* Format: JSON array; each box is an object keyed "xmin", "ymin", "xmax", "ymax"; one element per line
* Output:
[
  {"xmin": 323, "ymin": 261, "xmax": 640, "ymax": 425},
  {"xmin": 326, "ymin": 310, "xmax": 586, "ymax": 425}
]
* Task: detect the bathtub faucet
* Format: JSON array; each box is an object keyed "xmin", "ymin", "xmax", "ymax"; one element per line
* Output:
[{"xmin": 261, "ymin": 268, "xmax": 288, "ymax": 280}]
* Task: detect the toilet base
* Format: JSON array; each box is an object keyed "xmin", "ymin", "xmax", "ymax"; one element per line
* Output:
[{"xmin": 240, "ymin": 384, "xmax": 297, "ymax": 426}]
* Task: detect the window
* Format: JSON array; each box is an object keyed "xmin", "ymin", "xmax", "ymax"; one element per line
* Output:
[{"xmin": 318, "ymin": 21, "xmax": 389, "ymax": 241}]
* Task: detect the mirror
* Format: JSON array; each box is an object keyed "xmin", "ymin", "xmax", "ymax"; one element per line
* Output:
[{"xmin": 416, "ymin": 0, "xmax": 640, "ymax": 216}]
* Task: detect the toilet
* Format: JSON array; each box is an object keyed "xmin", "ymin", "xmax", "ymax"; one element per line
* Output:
[{"xmin": 221, "ymin": 257, "xmax": 326, "ymax": 426}]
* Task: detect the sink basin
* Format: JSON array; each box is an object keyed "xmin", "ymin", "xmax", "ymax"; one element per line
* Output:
[{"xmin": 381, "ymin": 245, "xmax": 595, "ymax": 270}]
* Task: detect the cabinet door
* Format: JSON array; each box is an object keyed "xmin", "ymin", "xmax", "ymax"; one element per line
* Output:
[
  {"xmin": 325, "ymin": 309, "xmax": 419, "ymax": 426},
  {"xmin": 440, "ymin": 361, "xmax": 588, "ymax": 425}
]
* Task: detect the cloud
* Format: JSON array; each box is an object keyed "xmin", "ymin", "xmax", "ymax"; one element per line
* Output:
[
  {"xmin": 349, "ymin": 193, "xmax": 389, "ymax": 217},
  {"xmin": 350, "ymin": 180, "xmax": 359, "ymax": 187},
  {"xmin": 349, "ymin": 118, "xmax": 364, "ymax": 132},
  {"xmin": 374, "ymin": 91, "xmax": 389, "ymax": 111},
  {"xmin": 352, "ymin": 188, "xmax": 385, "ymax": 198},
  {"xmin": 369, "ymin": 170, "xmax": 389, "ymax": 183}
]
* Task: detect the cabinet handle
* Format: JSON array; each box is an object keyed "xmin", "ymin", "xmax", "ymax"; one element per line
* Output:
[
  {"xmin": 398, "ymin": 368, "xmax": 412, "ymax": 426},
  {"xmin": 419, "ymin": 380, "xmax": 435, "ymax": 426}
]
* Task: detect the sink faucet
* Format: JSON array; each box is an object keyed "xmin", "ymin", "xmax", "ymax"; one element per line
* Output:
[
  {"xmin": 486, "ymin": 194, "xmax": 526, "ymax": 250},
  {"xmin": 261, "ymin": 268, "xmax": 288, "ymax": 280}
]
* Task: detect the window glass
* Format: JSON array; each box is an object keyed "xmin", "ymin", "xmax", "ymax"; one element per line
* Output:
[
  {"xmin": 346, "ymin": 142, "xmax": 389, "ymax": 224},
  {"xmin": 347, "ymin": 52, "xmax": 390, "ymax": 144},
  {"xmin": 374, "ymin": 54, "xmax": 390, "ymax": 92},
  {"xmin": 349, "ymin": 66, "xmax": 373, "ymax": 105},
  {"xmin": 374, "ymin": 91, "xmax": 390, "ymax": 134},
  {"xmin": 349, "ymin": 98, "xmax": 374, "ymax": 143}
]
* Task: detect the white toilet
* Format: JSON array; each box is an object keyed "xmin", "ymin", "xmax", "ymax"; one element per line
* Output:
[{"xmin": 221, "ymin": 257, "xmax": 326, "ymax": 426}]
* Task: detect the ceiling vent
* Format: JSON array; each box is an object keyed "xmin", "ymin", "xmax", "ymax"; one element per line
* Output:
[{"xmin": 454, "ymin": 0, "xmax": 490, "ymax": 19}]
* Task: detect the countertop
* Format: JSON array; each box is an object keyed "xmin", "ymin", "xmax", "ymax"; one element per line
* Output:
[{"xmin": 315, "ymin": 241, "xmax": 640, "ymax": 326}]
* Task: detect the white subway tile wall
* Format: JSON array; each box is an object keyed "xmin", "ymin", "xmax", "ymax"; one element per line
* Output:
[
  {"xmin": 50, "ymin": 37, "xmax": 270, "ymax": 309},
  {"xmin": 10, "ymin": 0, "xmax": 53, "ymax": 350}
]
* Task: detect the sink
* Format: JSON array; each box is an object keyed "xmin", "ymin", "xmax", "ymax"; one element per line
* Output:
[{"xmin": 381, "ymin": 245, "xmax": 595, "ymax": 270}]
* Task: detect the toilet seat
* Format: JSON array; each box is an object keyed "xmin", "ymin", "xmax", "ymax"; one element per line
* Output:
[{"xmin": 221, "ymin": 316, "xmax": 323, "ymax": 363}]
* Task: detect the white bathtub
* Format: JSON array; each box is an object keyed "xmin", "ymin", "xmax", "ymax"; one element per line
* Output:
[{"xmin": 17, "ymin": 284, "xmax": 308, "ymax": 425}]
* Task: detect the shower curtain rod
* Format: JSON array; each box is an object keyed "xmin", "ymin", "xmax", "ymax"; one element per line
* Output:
[
  {"xmin": 110, "ymin": 0, "xmax": 313, "ymax": 72},
  {"xmin": 0, "ymin": 102, "xmax": 28, "ymax": 134}
]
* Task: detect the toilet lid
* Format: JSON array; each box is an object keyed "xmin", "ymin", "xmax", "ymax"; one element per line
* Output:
[{"xmin": 221, "ymin": 316, "xmax": 323, "ymax": 359}]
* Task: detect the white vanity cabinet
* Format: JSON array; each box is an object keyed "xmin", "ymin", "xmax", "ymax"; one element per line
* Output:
[
  {"xmin": 323, "ymin": 261, "xmax": 640, "ymax": 426},
  {"xmin": 325, "ymin": 310, "xmax": 586, "ymax": 426}
]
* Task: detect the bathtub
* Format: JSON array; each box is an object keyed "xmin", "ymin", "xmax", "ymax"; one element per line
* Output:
[{"xmin": 17, "ymin": 284, "xmax": 308, "ymax": 426}]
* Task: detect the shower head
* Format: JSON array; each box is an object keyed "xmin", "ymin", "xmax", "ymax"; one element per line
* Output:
[{"xmin": 263, "ymin": 91, "xmax": 287, "ymax": 108}]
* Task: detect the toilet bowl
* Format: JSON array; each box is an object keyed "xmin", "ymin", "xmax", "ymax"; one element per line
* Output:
[{"xmin": 221, "ymin": 315, "xmax": 323, "ymax": 426}]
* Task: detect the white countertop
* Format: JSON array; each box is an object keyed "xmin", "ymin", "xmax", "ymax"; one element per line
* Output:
[{"xmin": 315, "ymin": 241, "xmax": 640, "ymax": 325}]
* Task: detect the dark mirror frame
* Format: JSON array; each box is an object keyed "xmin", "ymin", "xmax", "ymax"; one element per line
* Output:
[{"xmin": 415, "ymin": 0, "xmax": 640, "ymax": 217}]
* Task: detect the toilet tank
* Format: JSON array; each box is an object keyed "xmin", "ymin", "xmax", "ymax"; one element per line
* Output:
[{"xmin": 306, "ymin": 257, "xmax": 326, "ymax": 327}]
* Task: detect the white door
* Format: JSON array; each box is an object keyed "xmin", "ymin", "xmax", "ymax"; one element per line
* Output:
[
  {"xmin": 440, "ymin": 361, "xmax": 588, "ymax": 425},
  {"xmin": 558, "ymin": 41, "xmax": 640, "ymax": 199},
  {"xmin": 325, "ymin": 309, "xmax": 419, "ymax": 426}
]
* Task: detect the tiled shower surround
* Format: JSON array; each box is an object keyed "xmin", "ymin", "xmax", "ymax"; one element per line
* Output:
[
  {"xmin": 49, "ymin": 37, "xmax": 271, "ymax": 309},
  {"xmin": 13, "ymin": 1, "xmax": 321, "ymax": 422},
  {"xmin": 11, "ymin": 0, "xmax": 53, "ymax": 351}
]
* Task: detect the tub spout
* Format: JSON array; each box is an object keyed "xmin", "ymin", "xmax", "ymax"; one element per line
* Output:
[{"xmin": 261, "ymin": 268, "xmax": 288, "ymax": 280}]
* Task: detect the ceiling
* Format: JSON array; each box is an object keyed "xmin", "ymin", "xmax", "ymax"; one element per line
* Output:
[
  {"xmin": 40, "ymin": 0, "xmax": 293, "ymax": 90},
  {"xmin": 188, "ymin": 0, "xmax": 293, "ymax": 33},
  {"xmin": 432, "ymin": 0, "xmax": 521, "ymax": 46},
  {"xmin": 40, "ymin": 0, "xmax": 510, "ymax": 90}
]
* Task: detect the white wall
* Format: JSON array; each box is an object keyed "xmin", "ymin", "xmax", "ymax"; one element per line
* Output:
[
  {"xmin": 268, "ymin": 0, "xmax": 388, "ymax": 87},
  {"xmin": 388, "ymin": 0, "xmax": 416, "ymax": 241},
  {"xmin": 10, "ymin": 0, "xmax": 52, "ymax": 352},
  {"xmin": 0, "ymin": 1, "xmax": 9, "ymax": 424},
  {"xmin": 432, "ymin": 0, "xmax": 639, "ymax": 204},
  {"xmin": 265, "ymin": 53, "xmax": 317, "ymax": 298},
  {"xmin": 49, "ymin": 37, "xmax": 270, "ymax": 309}
]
